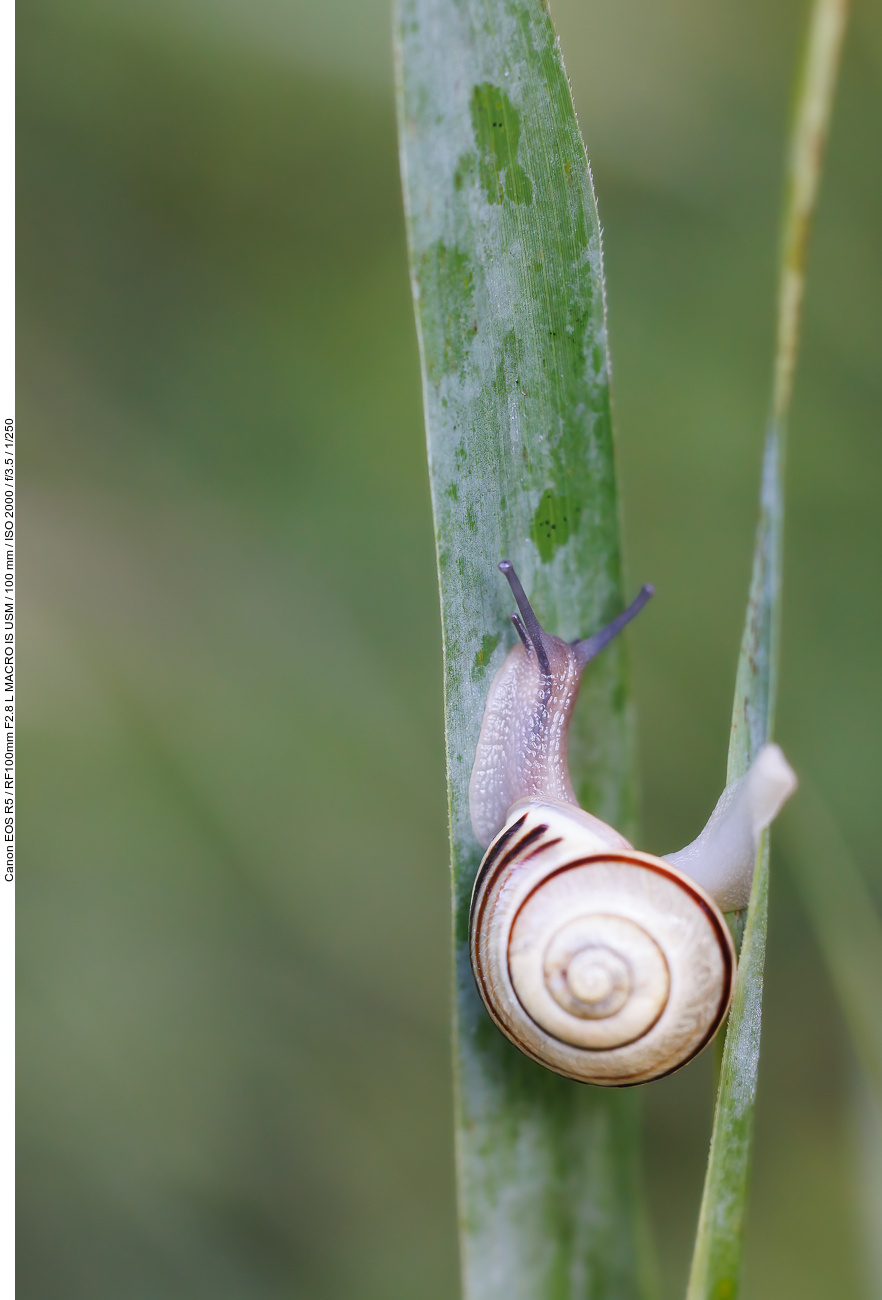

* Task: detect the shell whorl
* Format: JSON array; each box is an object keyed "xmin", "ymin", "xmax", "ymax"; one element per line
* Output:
[{"xmin": 470, "ymin": 802, "xmax": 736, "ymax": 1086}]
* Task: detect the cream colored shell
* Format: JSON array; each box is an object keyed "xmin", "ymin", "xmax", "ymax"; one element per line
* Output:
[{"xmin": 470, "ymin": 800, "xmax": 736, "ymax": 1086}]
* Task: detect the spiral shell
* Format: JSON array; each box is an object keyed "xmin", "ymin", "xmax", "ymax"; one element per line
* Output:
[{"xmin": 470, "ymin": 800, "xmax": 736, "ymax": 1086}]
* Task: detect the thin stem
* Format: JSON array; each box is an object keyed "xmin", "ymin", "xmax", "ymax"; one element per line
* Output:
[
  {"xmin": 773, "ymin": 0, "xmax": 850, "ymax": 429},
  {"xmin": 728, "ymin": 0, "xmax": 849, "ymax": 786},
  {"xmin": 686, "ymin": 2, "xmax": 850, "ymax": 1296}
]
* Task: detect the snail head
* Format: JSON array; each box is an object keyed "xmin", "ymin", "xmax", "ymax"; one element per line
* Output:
[
  {"xmin": 498, "ymin": 559, "xmax": 654, "ymax": 673},
  {"xmin": 469, "ymin": 562, "xmax": 654, "ymax": 848}
]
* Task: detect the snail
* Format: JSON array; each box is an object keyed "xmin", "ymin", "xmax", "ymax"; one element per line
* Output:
[{"xmin": 468, "ymin": 561, "xmax": 797, "ymax": 1086}]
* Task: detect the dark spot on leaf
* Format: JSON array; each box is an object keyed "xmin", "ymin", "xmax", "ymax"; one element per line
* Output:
[
  {"xmin": 471, "ymin": 631, "xmax": 501, "ymax": 680},
  {"xmin": 469, "ymin": 83, "xmax": 534, "ymax": 206},
  {"xmin": 530, "ymin": 488, "xmax": 577, "ymax": 562}
]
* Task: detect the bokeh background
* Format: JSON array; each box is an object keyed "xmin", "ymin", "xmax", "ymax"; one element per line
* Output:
[{"xmin": 19, "ymin": 0, "xmax": 882, "ymax": 1295}]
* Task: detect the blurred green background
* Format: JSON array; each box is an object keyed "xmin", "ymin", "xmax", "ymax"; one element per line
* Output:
[{"xmin": 19, "ymin": 0, "xmax": 881, "ymax": 1296}]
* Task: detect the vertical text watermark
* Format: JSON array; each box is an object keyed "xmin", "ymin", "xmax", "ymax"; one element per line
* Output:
[
  {"xmin": 1, "ymin": 0, "xmax": 14, "ymax": 1280},
  {"xmin": 3, "ymin": 418, "xmax": 11, "ymax": 887}
]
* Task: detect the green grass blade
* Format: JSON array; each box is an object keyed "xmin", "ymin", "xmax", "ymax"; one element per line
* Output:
[
  {"xmin": 686, "ymin": 2, "xmax": 849, "ymax": 1296},
  {"xmin": 395, "ymin": 3, "xmax": 653, "ymax": 1296}
]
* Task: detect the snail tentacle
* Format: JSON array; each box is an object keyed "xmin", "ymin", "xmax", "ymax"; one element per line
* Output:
[
  {"xmin": 498, "ymin": 559, "xmax": 551, "ymax": 673},
  {"xmin": 573, "ymin": 583, "xmax": 655, "ymax": 667},
  {"xmin": 510, "ymin": 612, "xmax": 530, "ymax": 648}
]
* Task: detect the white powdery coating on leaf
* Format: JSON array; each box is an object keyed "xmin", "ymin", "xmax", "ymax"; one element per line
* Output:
[
  {"xmin": 398, "ymin": 0, "xmax": 641, "ymax": 1292},
  {"xmin": 729, "ymin": 968, "xmax": 764, "ymax": 1120}
]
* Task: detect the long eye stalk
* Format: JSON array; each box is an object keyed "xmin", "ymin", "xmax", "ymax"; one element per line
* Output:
[
  {"xmin": 574, "ymin": 584, "xmax": 654, "ymax": 667},
  {"xmin": 498, "ymin": 560, "xmax": 550, "ymax": 675},
  {"xmin": 498, "ymin": 560, "xmax": 653, "ymax": 668}
]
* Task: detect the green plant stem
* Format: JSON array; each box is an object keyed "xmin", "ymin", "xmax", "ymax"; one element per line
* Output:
[
  {"xmin": 686, "ymin": 2, "xmax": 849, "ymax": 1296},
  {"xmin": 396, "ymin": 1, "xmax": 655, "ymax": 1295}
]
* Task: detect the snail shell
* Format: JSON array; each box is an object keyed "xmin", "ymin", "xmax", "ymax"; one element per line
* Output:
[
  {"xmin": 470, "ymin": 799, "xmax": 735, "ymax": 1085},
  {"xmin": 468, "ymin": 562, "xmax": 796, "ymax": 1086}
]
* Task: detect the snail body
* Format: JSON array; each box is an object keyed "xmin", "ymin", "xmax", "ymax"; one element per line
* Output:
[{"xmin": 468, "ymin": 562, "xmax": 796, "ymax": 1086}]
